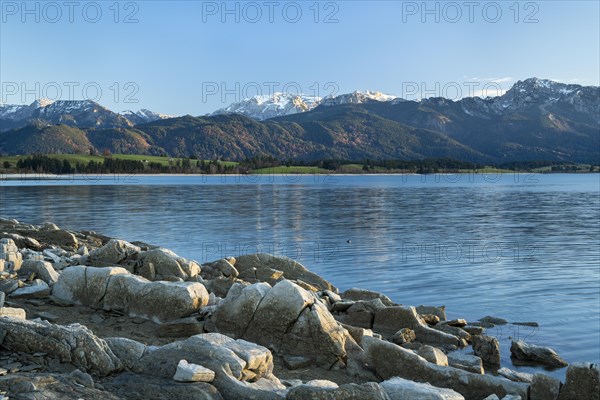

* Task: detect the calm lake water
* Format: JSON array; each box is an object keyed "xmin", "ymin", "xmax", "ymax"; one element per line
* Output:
[{"xmin": 1, "ymin": 173, "xmax": 599, "ymax": 379}]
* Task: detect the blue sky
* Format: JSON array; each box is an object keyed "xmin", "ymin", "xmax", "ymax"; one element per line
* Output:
[{"xmin": 1, "ymin": 0, "xmax": 598, "ymax": 115}]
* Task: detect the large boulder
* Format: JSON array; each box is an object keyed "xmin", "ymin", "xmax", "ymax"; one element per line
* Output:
[
  {"xmin": 52, "ymin": 265, "xmax": 129, "ymax": 306},
  {"xmin": 53, "ymin": 265, "xmax": 209, "ymax": 322},
  {"xmin": 234, "ymin": 254, "xmax": 336, "ymax": 292},
  {"xmin": 132, "ymin": 333, "xmax": 284, "ymax": 400},
  {"xmin": 510, "ymin": 340, "xmax": 568, "ymax": 368},
  {"xmin": 0, "ymin": 318, "xmax": 122, "ymax": 376},
  {"xmin": 214, "ymin": 280, "xmax": 347, "ymax": 366},
  {"xmin": 88, "ymin": 239, "xmax": 140, "ymax": 265},
  {"xmin": 214, "ymin": 282, "xmax": 271, "ymax": 338},
  {"xmin": 558, "ymin": 362, "xmax": 599, "ymax": 400},
  {"xmin": 380, "ymin": 377, "xmax": 464, "ymax": 400},
  {"xmin": 373, "ymin": 306, "xmax": 460, "ymax": 347},
  {"xmin": 103, "ymin": 274, "xmax": 209, "ymax": 322},
  {"xmin": 138, "ymin": 248, "xmax": 200, "ymax": 281},
  {"xmin": 362, "ymin": 336, "xmax": 528, "ymax": 400}
]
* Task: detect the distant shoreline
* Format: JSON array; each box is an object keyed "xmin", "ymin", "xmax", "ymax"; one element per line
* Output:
[{"xmin": 1, "ymin": 171, "xmax": 597, "ymax": 181}]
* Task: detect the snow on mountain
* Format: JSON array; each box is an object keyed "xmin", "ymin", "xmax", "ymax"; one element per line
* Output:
[
  {"xmin": 211, "ymin": 93, "xmax": 321, "ymax": 120},
  {"xmin": 320, "ymin": 90, "xmax": 398, "ymax": 106},
  {"xmin": 121, "ymin": 109, "xmax": 175, "ymax": 125},
  {"xmin": 0, "ymin": 99, "xmax": 175, "ymax": 131},
  {"xmin": 459, "ymin": 78, "xmax": 599, "ymax": 122}
]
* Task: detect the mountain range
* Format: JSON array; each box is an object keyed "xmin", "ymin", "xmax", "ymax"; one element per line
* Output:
[{"xmin": 0, "ymin": 78, "xmax": 598, "ymax": 163}]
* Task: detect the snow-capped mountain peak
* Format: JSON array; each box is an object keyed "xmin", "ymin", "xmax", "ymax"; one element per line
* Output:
[
  {"xmin": 211, "ymin": 93, "xmax": 321, "ymax": 120},
  {"xmin": 320, "ymin": 90, "xmax": 398, "ymax": 106},
  {"xmin": 120, "ymin": 109, "xmax": 175, "ymax": 124}
]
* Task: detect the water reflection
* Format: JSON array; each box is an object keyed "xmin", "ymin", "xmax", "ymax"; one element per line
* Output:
[{"xmin": 1, "ymin": 174, "xmax": 598, "ymax": 379}]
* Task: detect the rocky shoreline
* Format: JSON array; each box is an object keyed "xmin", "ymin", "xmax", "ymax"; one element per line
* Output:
[{"xmin": 0, "ymin": 217, "xmax": 598, "ymax": 400}]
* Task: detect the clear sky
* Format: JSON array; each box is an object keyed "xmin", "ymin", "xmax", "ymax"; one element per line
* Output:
[{"xmin": 1, "ymin": 0, "xmax": 598, "ymax": 115}]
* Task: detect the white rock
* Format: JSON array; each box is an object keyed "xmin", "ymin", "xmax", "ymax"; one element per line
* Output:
[
  {"xmin": 381, "ymin": 377, "xmax": 465, "ymax": 400},
  {"xmin": 173, "ymin": 359, "xmax": 215, "ymax": 382}
]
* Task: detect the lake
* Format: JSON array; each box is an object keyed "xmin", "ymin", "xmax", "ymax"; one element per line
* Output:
[{"xmin": 1, "ymin": 172, "xmax": 598, "ymax": 379}]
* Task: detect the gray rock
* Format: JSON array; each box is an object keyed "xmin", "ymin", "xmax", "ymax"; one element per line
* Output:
[
  {"xmin": 69, "ymin": 369, "xmax": 94, "ymax": 388},
  {"xmin": 373, "ymin": 306, "xmax": 460, "ymax": 347},
  {"xmin": 331, "ymin": 300, "xmax": 354, "ymax": 312},
  {"xmin": 132, "ymin": 333, "xmax": 284, "ymax": 400},
  {"xmin": 88, "ymin": 239, "xmax": 140, "ymax": 265},
  {"xmin": 447, "ymin": 353, "xmax": 484, "ymax": 374},
  {"xmin": 346, "ymin": 298, "xmax": 387, "ymax": 314},
  {"xmin": 105, "ymin": 337, "xmax": 150, "ymax": 370},
  {"xmin": 496, "ymin": 367, "xmax": 533, "ymax": 383},
  {"xmin": 0, "ymin": 318, "xmax": 122, "ymax": 376},
  {"xmin": 214, "ymin": 282, "xmax": 271, "ymax": 338},
  {"xmin": 139, "ymin": 248, "xmax": 191, "ymax": 280},
  {"xmin": 52, "ymin": 265, "xmax": 129, "ymax": 307},
  {"xmin": 10, "ymin": 279, "xmax": 50, "ymax": 299},
  {"xmin": 362, "ymin": 336, "xmax": 528, "ymax": 400},
  {"xmin": 530, "ymin": 373, "xmax": 561, "ymax": 400},
  {"xmin": 380, "ymin": 376, "xmax": 465, "ymax": 400},
  {"xmin": 341, "ymin": 323, "xmax": 373, "ymax": 346},
  {"xmin": 173, "ymin": 360, "xmax": 215, "ymax": 382},
  {"xmin": 340, "ymin": 287, "xmax": 394, "ymax": 306},
  {"xmin": 417, "ymin": 345, "xmax": 449, "ymax": 366},
  {"xmin": 0, "ymin": 372, "xmax": 121, "ymax": 399},
  {"xmin": 0, "ymin": 279, "xmax": 18, "ymax": 294},
  {"xmin": 434, "ymin": 324, "xmax": 472, "ymax": 343},
  {"xmin": 0, "ymin": 291, "xmax": 4, "ymax": 307},
  {"xmin": 53, "ymin": 266, "xmax": 209, "ymax": 322},
  {"xmin": 103, "ymin": 274, "xmax": 209, "ymax": 322},
  {"xmin": 19, "ymin": 260, "xmax": 59, "ymax": 285},
  {"xmin": 202, "ymin": 259, "xmax": 239, "ymax": 279},
  {"xmin": 286, "ymin": 382, "xmax": 389, "ymax": 400},
  {"xmin": 558, "ymin": 362, "xmax": 599, "ymax": 400},
  {"xmin": 510, "ymin": 340, "xmax": 568, "ymax": 368},
  {"xmin": 479, "ymin": 316, "xmax": 508, "ymax": 325},
  {"xmin": 335, "ymin": 310, "xmax": 374, "ymax": 329},
  {"xmin": 473, "ymin": 335, "xmax": 501, "ymax": 365},
  {"xmin": 1, "ymin": 234, "xmax": 41, "ymax": 250},
  {"xmin": 215, "ymin": 280, "xmax": 347, "ymax": 367},
  {"xmin": 234, "ymin": 253, "xmax": 336, "ymax": 292},
  {"xmin": 463, "ymin": 325, "xmax": 485, "ymax": 336}
]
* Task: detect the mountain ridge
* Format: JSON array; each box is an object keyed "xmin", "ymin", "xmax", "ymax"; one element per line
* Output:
[{"xmin": 0, "ymin": 78, "xmax": 598, "ymax": 163}]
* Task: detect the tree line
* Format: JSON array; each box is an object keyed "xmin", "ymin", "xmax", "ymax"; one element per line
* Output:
[{"xmin": 4, "ymin": 154, "xmax": 598, "ymax": 175}]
